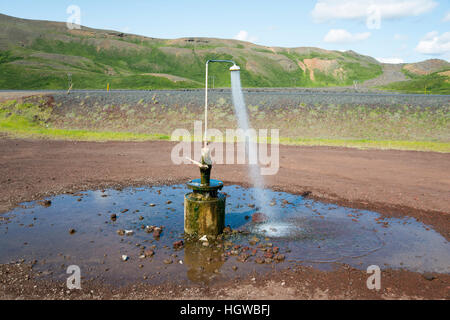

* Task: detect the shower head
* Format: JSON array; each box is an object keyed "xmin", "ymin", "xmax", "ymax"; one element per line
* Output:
[{"xmin": 229, "ymin": 64, "xmax": 241, "ymax": 72}]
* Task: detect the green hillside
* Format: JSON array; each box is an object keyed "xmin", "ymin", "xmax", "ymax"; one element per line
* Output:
[
  {"xmin": 0, "ymin": 13, "xmax": 389, "ymax": 90},
  {"xmin": 381, "ymin": 60, "xmax": 450, "ymax": 94}
]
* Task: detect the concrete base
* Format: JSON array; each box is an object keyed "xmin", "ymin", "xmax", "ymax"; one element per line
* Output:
[{"xmin": 184, "ymin": 193, "xmax": 226, "ymax": 236}]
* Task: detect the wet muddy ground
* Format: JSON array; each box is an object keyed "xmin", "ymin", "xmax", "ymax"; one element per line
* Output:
[
  {"xmin": 0, "ymin": 138, "xmax": 449, "ymax": 299},
  {"xmin": 1, "ymin": 184, "xmax": 448, "ymax": 288}
]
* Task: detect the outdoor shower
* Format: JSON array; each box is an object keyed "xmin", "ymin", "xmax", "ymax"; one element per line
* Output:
[{"xmin": 184, "ymin": 60, "xmax": 241, "ymax": 236}]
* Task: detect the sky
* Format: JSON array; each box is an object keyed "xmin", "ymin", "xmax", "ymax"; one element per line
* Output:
[{"xmin": 0, "ymin": 0, "xmax": 449, "ymax": 63}]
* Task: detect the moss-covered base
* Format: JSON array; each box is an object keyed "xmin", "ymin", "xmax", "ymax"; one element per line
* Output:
[{"xmin": 184, "ymin": 193, "xmax": 226, "ymax": 236}]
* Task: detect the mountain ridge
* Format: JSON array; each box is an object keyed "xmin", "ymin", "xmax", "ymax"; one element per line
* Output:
[{"xmin": 0, "ymin": 13, "xmax": 449, "ymax": 91}]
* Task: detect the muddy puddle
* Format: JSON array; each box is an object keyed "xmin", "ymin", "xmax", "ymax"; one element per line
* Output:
[{"xmin": 0, "ymin": 185, "xmax": 448, "ymax": 286}]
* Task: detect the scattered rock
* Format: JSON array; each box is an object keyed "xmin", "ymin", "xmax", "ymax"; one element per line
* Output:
[
  {"xmin": 144, "ymin": 250, "xmax": 155, "ymax": 257},
  {"xmin": 223, "ymin": 226, "xmax": 232, "ymax": 234},
  {"xmin": 121, "ymin": 209, "xmax": 129, "ymax": 213},
  {"xmin": 69, "ymin": 229, "xmax": 76, "ymax": 235},
  {"xmin": 153, "ymin": 227, "xmax": 162, "ymax": 238},
  {"xmin": 249, "ymin": 236, "xmax": 260, "ymax": 245},
  {"xmin": 232, "ymin": 266, "xmax": 238, "ymax": 271},
  {"xmin": 173, "ymin": 240, "xmax": 184, "ymax": 249},
  {"xmin": 139, "ymin": 216, "xmax": 144, "ymax": 221},
  {"xmin": 39, "ymin": 200, "xmax": 52, "ymax": 207},
  {"xmin": 255, "ymin": 257, "xmax": 265, "ymax": 264},
  {"xmin": 110, "ymin": 214, "xmax": 117, "ymax": 221},
  {"xmin": 121, "ymin": 255, "xmax": 129, "ymax": 262},
  {"xmin": 252, "ymin": 212, "xmax": 267, "ymax": 223},
  {"xmin": 423, "ymin": 272, "xmax": 436, "ymax": 281},
  {"xmin": 238, "ymin": 253, "xmax": 250, "ymax": 262},
  {"xmin": 274, "ymin": 254, "xmax": 285, "ymax": 262},
  {"xmin": 264, "ymin": 252, "xmax": 274, "ymax": 259},
  {"xmin": 163, "ymin": 259, "xmax": 173, "ymax": 265},
  {"xmin": 125, "ymin": 230, "xmax": 134, "ymax": 236},
  {"xmin": 117, "ymin": 229, "xmax": 125, "ymax": 236}
]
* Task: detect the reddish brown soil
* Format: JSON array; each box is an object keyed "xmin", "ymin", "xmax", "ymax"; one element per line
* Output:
[{"xmin": 0, "ymin": 138, "xmax": 449, "ymax": 299}]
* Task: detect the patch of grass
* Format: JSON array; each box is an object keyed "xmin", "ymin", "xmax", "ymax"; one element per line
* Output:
[
  {"xmin": 0, "ymin": 50, "xmax": 22, "ymax": 64},
  {"xmin": 279, "ymin": 137, "xmax": 450, "ymax": 153},
  {"xmin": 381, "ymin": 72, "xmax": 450, "ymax": 94},
  {"xmin": 2, "ymin": 110, "xmax": 446, "ymax": 152},
  {"xmin": 0, "ymin": 112, "xmax": 169, "ymax": 141}
]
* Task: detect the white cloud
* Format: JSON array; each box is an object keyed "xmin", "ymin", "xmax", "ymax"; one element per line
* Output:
[
  {"xmin": 443, "ymin": 12, "xmax": 450, "ymax": 22},
  {"xmin": 415, "ymin": 31, "xmax": 450, "ymax": 55},
  {"xmin": 376, "ymin": 57, "xmax": 404, "ymax": 64},
  {"xmin": 234, "ymin": 30, "xmax": 258, "ymax": 43},
  {"xmin": 324, "ymin": 29, "xmax": 371, "ymax": 43},
  {"xmin": 312, "ymin": 0, "xmax": 437, "ymax": 22}
]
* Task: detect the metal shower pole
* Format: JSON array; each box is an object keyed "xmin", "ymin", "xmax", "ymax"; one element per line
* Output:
[{"xmin": 204, "ymin": 59, "xmax": 239, "ymax": 148}]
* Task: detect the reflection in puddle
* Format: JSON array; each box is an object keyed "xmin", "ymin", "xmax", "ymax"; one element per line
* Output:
[{"xmin": 0, "ymin": 184, "xmax": 448, "ymax": 286}]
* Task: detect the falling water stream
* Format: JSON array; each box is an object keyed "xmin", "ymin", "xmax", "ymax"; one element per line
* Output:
[{"xmin": 230, "ymin": 71, "xmax": 272, "ymax": 217}]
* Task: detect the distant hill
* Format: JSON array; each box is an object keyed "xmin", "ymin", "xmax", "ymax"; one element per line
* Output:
[
  {"xmin": 0, "ymin": 13, "xmax": 448, "ymax": 92},
  {"xmin": 403, "ymin": 59, "xmax": 450, "ymax": 76}
]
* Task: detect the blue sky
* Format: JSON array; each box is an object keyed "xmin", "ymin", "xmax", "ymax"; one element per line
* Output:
[{"xmin": 1, "ymin": 0, "xmax": 449, "ymax": 63}]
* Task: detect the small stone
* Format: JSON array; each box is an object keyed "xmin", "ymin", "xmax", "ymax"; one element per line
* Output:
[
  {"xmin": 153, "ymin": 227, "xmax": 162, "ymax": 238},
  {"xmin": 223, "ymin": 226, "xmax": 232, "ymax": 234},
  {"xmin": 39, "ymin": 200, "xmax": 52, "ymax": 207},
  {"xmin": 144, "ymin": 250, "xmax": 155, "ymax": 257},
  {"xmin": 125, "ymin": 230, "xmax": 134, "ymax": 236},
  {"xmin": 274, "ymin": 254, "xmax": 285, "ymax": 262},
  {"xmin": 173, "ymin": 240, "xmax": 184, "ymax": 249},
  {"xmin": 252, "ymin": 213, "xmax": 267, "ymax": 223},
  {"xmin": 232, "ymin": 266, "xmax": 238, "ymax": 271},
  {"xmin": 121, "ymin": 209, "xmax": 129, "ymax": 213},
  {"xmin": 117, "ymin": 229, "xmax": 125, "ymax": 236},
  {"xmin": 166, "ymin": 200, "xmax": 172, "ymax": 204},
  {"xmin": 110, "ymin": 214, "xmax": 117, "ymax": 221},
  {"xmin": 139, "ymin": 216, "xmax": 144, "ymax": 221},
  {"xmin": 264, "ymin": 252, "xmax": 274, "ymax": 259},
  {"xmin": 69, "ymin": 229, "xmax": 76, "ymax": 235},
  {"xmin": 255, "ymin": 257, "xmax": 265, "ymax": 264},
  {"xmin": 163, "ymin": 259, "xmax": 173, "ymax": 265},
  {"xmin": 149, "ymin": 203, "xmax": 156, "ymax": 207},
  {"xmin": 121, "ymin": 255, "xmax": 129, "ymax": 262},
  {"xmin": 423, "ymin": 272, "xmax": 436, "ymax": 281}
]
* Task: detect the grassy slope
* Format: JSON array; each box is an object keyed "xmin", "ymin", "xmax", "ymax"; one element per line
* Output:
[
  {"xmin": 0, "ymin": 14, "xmax": 384, "ymax": 90},
  {"xmin": 381, "ymin": 66, "xmax": 450, "ymax": 95}
]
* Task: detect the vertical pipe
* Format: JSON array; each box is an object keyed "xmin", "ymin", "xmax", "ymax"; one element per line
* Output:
[{"xmin": 204, "ymin": 62, "xmax": 209, "ymax": 148}]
